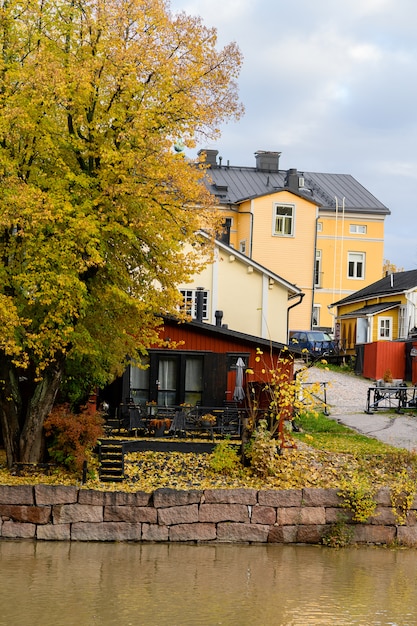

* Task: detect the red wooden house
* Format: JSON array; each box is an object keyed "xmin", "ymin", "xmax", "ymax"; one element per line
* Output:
[{"xmin": 100, "ymin": 316, "xmax": 301, "ymax": 417}]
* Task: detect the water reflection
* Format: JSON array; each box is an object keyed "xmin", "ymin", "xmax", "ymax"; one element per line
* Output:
[{"xmin": 1, "ymin": 541, "xmax": 417, "ymax": 625}]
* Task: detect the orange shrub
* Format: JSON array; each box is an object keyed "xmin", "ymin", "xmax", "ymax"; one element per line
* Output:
[{"xmin": 44, "ymin": 404, "xmax": 105, "ymax": 473}]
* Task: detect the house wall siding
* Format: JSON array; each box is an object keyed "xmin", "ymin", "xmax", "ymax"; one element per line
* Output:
[
  {"xmin": 363, "ymin": 342, "xmax": 406, "ymax": 380},
  {"xmin": 248, "ymin": 191, "xmax": 317, "ymax": 330},
  {"xmin": 317, "ymin": 213, "xmax": 385, "ymax": 329},
  {"xmin": 179, "ymin": 243, "xmax": 291, "ymax": 344}
]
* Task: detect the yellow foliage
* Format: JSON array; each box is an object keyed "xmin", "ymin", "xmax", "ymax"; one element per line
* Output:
[{"xmin": 0, "ymin": 0, "xmax": 243, "ymax": 465}]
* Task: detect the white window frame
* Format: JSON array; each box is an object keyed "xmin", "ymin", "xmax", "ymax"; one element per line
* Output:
[
  {"xmin": 239, "ymin": 239, "xmax": 247, "ymax": 254},
  {"xmin": 378, "ymin": 317, "xmax": 392, "ymax": 340},
  {"xmin": 273, "ymin": 203, "xmax": 295, "ymax": 236},
  {"xmin": 312, "ymin": 305, "xmax": 320, "ymax": 327},
  {"xmin": 180, "ymin": 289, "xmax": 209, "ymax": 320},
  {"xmin": 317, "ymin": 221, "xmax": 323, "ymax": 232},
  {"xmin": 348, "ymin": 252, "xmax": 365, "ymax": 279},
  {"xmin": 349, "ymin": 224, "xmax": 367, "ymax": 234},
  {"xmin": 399, "ymin": 306, "xmax": 407, "ymax": 339}
]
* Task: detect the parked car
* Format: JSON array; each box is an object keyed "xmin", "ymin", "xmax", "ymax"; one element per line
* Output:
[{"xmin": 289, "ymin": 330, "xmax": 338, "ymax": 359}]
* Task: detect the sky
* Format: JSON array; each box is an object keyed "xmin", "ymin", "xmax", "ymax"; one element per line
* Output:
[{"xmin": 170, "ymin": 0, "xmax": 417, "ymax": 270}]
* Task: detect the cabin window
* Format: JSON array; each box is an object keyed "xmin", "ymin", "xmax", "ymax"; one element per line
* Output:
[
  {"xmin": 129, "ymin": 358, "xmax": 150, "ymax": 405},
  {"xmin": 157, "ymin": 357, "xmax": 178, "ymax": 406},
  {"xmin": 130, "ymin": 354, "xmax": 205, "ymax": 407},
  {"xmin": 273, "ymin": 203, "xmax": 294, "ymax": 236},
  {"xmin": 184, "ymin": 357, "xmax": 203, "ymax": 406}
]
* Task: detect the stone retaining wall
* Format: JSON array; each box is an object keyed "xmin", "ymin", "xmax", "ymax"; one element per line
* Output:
[{"xmin": 1, "ymin": 485, "xmax": 417, "ymax": 545}]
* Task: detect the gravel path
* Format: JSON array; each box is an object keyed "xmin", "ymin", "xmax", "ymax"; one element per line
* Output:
[
  {"xmin": 299, "ymin": 364, "xmax": 417, "ymax": 451},
  {"xmin": 301, "ymin": 365, "xmax": 370, "ymax": 416}
]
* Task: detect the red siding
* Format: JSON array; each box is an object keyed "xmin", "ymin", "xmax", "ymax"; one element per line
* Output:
[
  {"xmin": 363, "ymin": 342, "xmax": 406, "ymax": 380},
  {"xmin": 412, "ymin": 342, "xmax": 417, "ymax": 385},
  {"xmin": 156, "ymin": 320, "xmax": 294, "ymax": 400}
]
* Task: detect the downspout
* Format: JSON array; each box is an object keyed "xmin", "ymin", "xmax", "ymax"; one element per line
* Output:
[
  {"xmin": 238, "ymin": 206, "xmax": 254, "ymax": 257},
  {"xmin": 287, "ymin": 293, "xmax": 305, "ymax": 344},
  {"xmin": 339, "ymin": 197, "xmax": 345, "ymax": 298},
  {"xmin": 311, "ymin": 212, "xmax": 319, "ymax": 328},
  {"xmin": 332, "ymin": 197, "xmax": 338, "ymax": 307}
]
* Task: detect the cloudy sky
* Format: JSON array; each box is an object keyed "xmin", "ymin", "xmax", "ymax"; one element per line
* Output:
[{"xmin": 170, "ymin": 0, "xmax": 417, "ymax": 270}]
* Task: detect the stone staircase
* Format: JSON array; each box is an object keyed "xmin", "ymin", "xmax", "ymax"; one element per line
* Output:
[{"xmin": 98, "ymin": 440, "xmax": 124, "ymax": 482}]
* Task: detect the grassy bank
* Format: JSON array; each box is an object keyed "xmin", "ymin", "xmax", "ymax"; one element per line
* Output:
[{"xmin": 1, "ymin": 412, "xmax": 416, "ymax": 495}]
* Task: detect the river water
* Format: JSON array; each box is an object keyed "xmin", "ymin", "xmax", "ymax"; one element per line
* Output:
[{"xmin": 1, "ymin": 540, "xmax": 416, "ymax": 625}]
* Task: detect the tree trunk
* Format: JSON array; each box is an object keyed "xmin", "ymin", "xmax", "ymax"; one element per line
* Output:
[
  {"xmin": 0, "ymin": 357, "xmax": 63, "ymax": 467},
  {"xmin": 0, "ymin": 359, "xmax": 22, "ymax": 469},
  {"xmin": 19, "ymin": 365, "xmax": 63, "ymax": 464}
]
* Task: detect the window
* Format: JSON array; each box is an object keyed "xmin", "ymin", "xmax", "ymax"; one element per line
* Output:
[
  {"xmin": 317, "ymin": 222, "xmax": 323, "ymax": 232},
  {"xmin": 129, "ymin": 359, "xmax": 150, "ymax": 405},
  {"xmin": 180, "ymin": 289, "xmax": 208, "ymax": 319},
  {"xmin": 218, "ymin": 217, "xmax": 233, "ymax": 245},
  {"xmin": 239, "ymin": 239, "xmax": 247, "ymax": 254},
  {"xmin": 157, "ymin": 357, "xmax": 178, "ymax": 406},
  {"xmin": 399, "ymin": 306, "xmax": 407, "ymax": 339},
  {"xmin": 273, "ymin": 204, "xmax": 294, "ymax": 236},
  {"xmin": 312, "ymin": 305, "xmax": 320, "ymax": 327},
  {"xmin": 350, "ymin": 224, "xmax": 367, "ymax": 234},
  {"xmin": 379, "ymin": 317, "xmax": 392, "ymax": 340},
  {"xmin": 315, "ymin": 250, "xmax": 322, "ymax": 287},
  {"xmin": 133, "ymin": 354, "xmax": 204, "ymax": 407},
  {"xmin": 184, "ymin": 356, "xmax": 203, "ymax": 406},
  {"xmin": 348, "ymin": 252, "xmax": 365, "ymax": 279}
]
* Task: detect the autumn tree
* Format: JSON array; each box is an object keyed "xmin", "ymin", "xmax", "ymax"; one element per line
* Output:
[
  {"xmin": 0, "ymin": 0, "xmax": 243, "ymax": 467},
  {"xmin": 383, "ymin": 259, "xmax": 404, "ymax": 276}
]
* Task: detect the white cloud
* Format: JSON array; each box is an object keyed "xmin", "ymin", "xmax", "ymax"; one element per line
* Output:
[{"xmin": 169, "ymin": 0, "xmax": 417, "ymax": 269}]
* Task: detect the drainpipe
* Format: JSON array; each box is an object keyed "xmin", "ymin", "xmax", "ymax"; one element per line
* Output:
[
  {"xmin": 238, "ymin": 207, "xmax": 254, "ymax": 257},
  {"xmin": 287, "ymin": 293, "xmax": 305, "ymax": 344},
  {"xmin": 311, "ymin": 212, "xmax": 319, "ymax": 328},
  {"xmin": 196, "ymin": 287, "xmax": 205, "ymax": 323}
]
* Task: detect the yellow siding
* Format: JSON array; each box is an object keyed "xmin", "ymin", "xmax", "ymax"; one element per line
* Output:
[
  {"xmin": 217, "ymin": 195, "xmax": 386, "ymax": 334},
  {"xmin": 315, "ymin": 212, "xmax": 385, "ymax": 329},
  {"xmin": 178, "ymin": 243, "xmax": 290, "ymax": 343},
  {"xmin": 336, "ymin": 295, "xmax": 406, "ymax": 350},
  {"xmin": 242, "ymin": 191, "xmax": 317, "ymax": 330}
]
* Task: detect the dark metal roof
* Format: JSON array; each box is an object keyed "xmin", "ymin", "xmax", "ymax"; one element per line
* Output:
[
  {"xmin": 333, "ymin": 270, "xmax": 417, "ymax": 307},
  {"xmin": 206, "ymin": 164, "xmax": 390, "ymax": 215},
  {"xmin": 338, "ymin": 301, "xmax": 402, "ymax": 318},
  {"xmin": 163, "ymin": 316, "xmax": 303, "ymax": 356}
]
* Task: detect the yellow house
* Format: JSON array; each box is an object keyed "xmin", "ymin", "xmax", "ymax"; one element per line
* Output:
[
  {"xmin": 201, "ymin": 149, "xmax": 390, "ymax": 332},
  {"xmin": 178, "ymin": 234, "xmax": 303, "ymax": 345},
  {"xmin": 331, "ymin": 269, "xmax": 417, "ymax": 352}
]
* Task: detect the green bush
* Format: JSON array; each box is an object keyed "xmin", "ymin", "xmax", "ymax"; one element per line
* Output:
[
  {"xmin": 338, "ymin": 472, "xmax": 377, "ymax": 522},
  {"xmin": 245, "ymin": 420, "xmax": 278, "ymax": 478},
  {"xmin": 322, "ymin": 515, "xmax": 354, "ymax": 548},
  {"xmin": 209, "ymin": 438, "xmax": 241, "ymax": 475}
]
